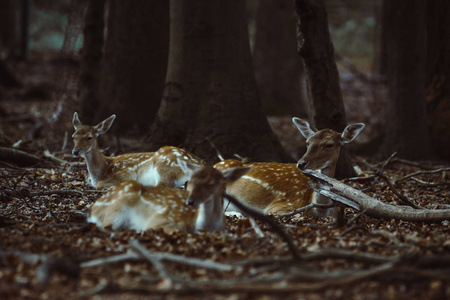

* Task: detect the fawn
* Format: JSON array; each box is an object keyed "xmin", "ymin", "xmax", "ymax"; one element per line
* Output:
[
  {"xmin": 72, "ymin": 112, "xmax": 203, "ymax": 189},
  {"xmin": 88, "ymin": 159, "xmax": 251, "ymax": 233}
]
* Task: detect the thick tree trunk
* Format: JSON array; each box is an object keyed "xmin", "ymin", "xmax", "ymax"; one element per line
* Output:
[
  {"xmin": 378, "ymin": 0, "xmax": 434, "ymax": 160},
  {"xmin": 426, "ymin": 1, "xmax": 450, "ymax": 161},
  {"xmin": 97, "ymin": 0, "xmax": 169, "ymax": 133},
  {"xmin": 147, "ymin": 0, "xmax": 290, "ymax": 163},
  {"xmin": 294, "ymin": 0, "xmax": 353, "ymax": 178},
  {"xmin": 0, "ymin": 0, "xmax": 18, "ymax": 57},
  {"xmin": 79, "ymin": 0, "xmax": 104, "ymax": 124},
  {"xmin": 253, "ymin": 0, "xmax": 306, "ymax": 117}
]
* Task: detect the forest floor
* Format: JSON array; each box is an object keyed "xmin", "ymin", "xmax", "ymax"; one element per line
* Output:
[{"xmin": 0, "ymin": 55, "xmax": 449, "ymax": 299}]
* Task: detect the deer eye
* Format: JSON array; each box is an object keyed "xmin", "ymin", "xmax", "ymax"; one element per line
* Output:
[
  {"xmin": 324, "ymin": 143, "xmax": 333, "ymax": 149},
  {"xmin": 87, "ymin": 136, "xmax": 93, "ymax": 141}
]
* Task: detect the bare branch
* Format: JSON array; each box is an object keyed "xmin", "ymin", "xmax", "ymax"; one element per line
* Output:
[
  {"xmin": 130, "ymin": 239, "xmax": 171, "ymax": 280},
  {"xmin": 302, "ymin": 169, "xmax": 450, "ymax": 222},
  {"xmin": 395, "ymin": 167, "xmax": 450, "ymax": 183},
  {"xmin": 224, "ymin": 194, "xmax": 303, "ymax": 262}
]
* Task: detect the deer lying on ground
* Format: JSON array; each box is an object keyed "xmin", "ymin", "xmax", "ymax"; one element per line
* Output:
[
  {"xmin": 88, "ymin": 160, "xmax": 251, "ymax": 233},
  {"xmin": 214, "ymin": 117, "xmax": 364, "ymax": 217},
  {"xmin": 72, "ymin": 112, "xmax": 203, "ymax": 189}
]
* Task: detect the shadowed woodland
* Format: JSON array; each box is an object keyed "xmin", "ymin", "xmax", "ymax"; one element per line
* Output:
[{"xmin": 0, "ymin": 0, "xmax": 449, "ymax": 299}]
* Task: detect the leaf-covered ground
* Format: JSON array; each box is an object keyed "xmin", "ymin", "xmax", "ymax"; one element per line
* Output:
[{"xmin": 1, "ymin": 57, "xmax": 450, "ymax": 299}]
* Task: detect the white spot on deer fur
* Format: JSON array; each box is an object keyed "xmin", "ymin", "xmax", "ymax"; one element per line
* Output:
[
  {"xmin": 241, "ymin": 175, "xmax": 285, "ymax": 197},
  {"xmin": 139, "ymin": 166, "xmax": 160, "ymax": 186},
  {"xmin": 87, "ymin": 214, "xmax": 101, "ymax": 227},
  {"xmin": 140, "ymin": 196, "xmax": 168, "ymax": 214},
  {"xmin": 91, "ymin": 200, "xmax": 112, "ymax": 207}
]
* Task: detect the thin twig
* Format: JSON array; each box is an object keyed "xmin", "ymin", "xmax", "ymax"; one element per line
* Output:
[
  {"xmin": 130, "ymin": 239, "xmax": 171, "ymax": 279},
  {"xmin": 30, "ymin": 189, "xmax": 84, "ymax": 197},
  {"xmin": 224, "ymin": 194, "xmax": 302, "ymax": 262},
  {"xmin": 80, "ymin": 252, "xmax": 141, "ymax": 268},
  {"xmin": 278, "ymin": 203, "xmax": 335, "ymax": 218},
  {"xmin": 345, "ymin": 208, "xmax": 369, "ymax": 227},
  {"xmin": 373, "ymin": 169, "xmax": 422, "ymax": 209},
  {"xmin": 380, "ymin": 152, "xmax": 397, "ymax": 170},
  {"xmin": 248, "ymin": 217, "xmax": 265, "ymax": 238},
  {"xmin": 43, "ymin": 150, "xmax": 68, "ymax": 165},
  {"xmin": 395, "ymin": 167, "xmax": 450, "ymax": 184},
  {"xmin": 61, "ymin": 131, "xmax": 68, "ymax": 151}
]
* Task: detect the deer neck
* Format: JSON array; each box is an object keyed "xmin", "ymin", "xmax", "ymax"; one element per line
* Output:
[
  {"xmin": 83, "ymin": 147, "xmax": 110, "ymax": 186},
  {"xmin": 194, "ymin": 194, "xmax": 224, "ymax": 232},
  {"xmin": 320, "ymin": 160, "xmax": 337, "ymax": 178},
  {"xmin": 310, "ymin": 166, "xmax": 336, "ymax": 217}
]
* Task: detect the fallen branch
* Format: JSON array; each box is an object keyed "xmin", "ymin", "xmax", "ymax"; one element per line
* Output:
[
  {"xmin": 93, "ymin": 263, "xmax": 450, "ymax": 296},
  {"xmin": 0, "ymin": 146, "xmax": 44, "ymax": 167},
  {"xmin": 43, "ymin": 150, "xmax": 68, "ymax": 165},
  {"xmin": 302, "ymin": 170, "xmax": 450, "ymax": 222},
  {"xmin": 131, "ymin": 239, "xmax": 239, "ymax": 272},
  {"xmin": 82, "ymin": 242, "xmax": 241, "ymax": 273}
]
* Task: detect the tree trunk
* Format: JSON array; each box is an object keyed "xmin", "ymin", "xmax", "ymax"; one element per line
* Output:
[
  {"xmin": 426, "ymin": 0, "xmax": 450, "ymax": 161},
  {"xmin": 376, "ymin": 0, "xmax": 388, "ymax": 77},
  {"xmin": 97, "ymin": 0, "xmax": 169, "ymax": 133},
  {"xmin": 146, "ymin": 0, "xmax": 290, "ymax": 163},
  {"xmin": 294, "ymin": 0, "xmax": 353, "ymax": 178},
  {"xmin": 378, "ymin": 0, "xmax": 434, "ymax": 160},
  {"xmin": 253, "ymin": 0, "xmax": 306, "ymax": 117},
  {"xmin": 0, "ymin": 0, "xmax": 19, "ymax": 57},
  {"xmin": 79, "ymin": 0, "xmax": 104, "ymax": 124}
]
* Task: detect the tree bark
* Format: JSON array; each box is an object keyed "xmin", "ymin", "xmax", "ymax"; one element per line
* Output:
[
  {"xmin": 146, "ymin": 0, "xmax": 290, "ymax": 163},
  {"xmin": 79, "ymin": 0, "xmax": 104, "ymax": 124},
  {"xmin": 294, "ymin": 0, "xmax": 353, "ymax": 178},
  {"xmin": 97, "ymin": 0, "xmax": 169, "ymax": 133},
  {"xmin": 0, "ymin": 0, "xmax": 19, "ymax": 57},
  {"xmin": 253, "ymin": 0, "xmax": 306, "ymax": 117},
  {"xmin": 426, "ymin": 0, "xmax": 450, "ymax": 161},
  {"xmin": 378, "ymin": 0, "xmax": 434, "ymax": 160}
]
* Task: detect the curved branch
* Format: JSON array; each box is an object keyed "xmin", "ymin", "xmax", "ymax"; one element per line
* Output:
[
  {"xmin": 223, "ymin": 194, "xmax": 302, "ymax": 262},
  {"xmin": 302, "ymin": 169, "xmax": 450, "ymax": 222}
]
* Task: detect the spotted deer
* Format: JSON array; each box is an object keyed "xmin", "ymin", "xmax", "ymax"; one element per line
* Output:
[
  {"xmin": 214, "ymin": 117, "xmax": 365, "ymax": 217},
  {"xmin": 72, "ymin": 112, "xmax": 203, "ymax": 189},
  {"xmin": 88, "ymin": 160, "xmax": 251, "ymax": 233}
]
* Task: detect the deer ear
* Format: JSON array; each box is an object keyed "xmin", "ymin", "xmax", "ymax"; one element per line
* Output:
[
  {"xmin": 222, "ymin": 166, "xmax": 252, "ymax": 183},
  {"xmin": 73, "ymin": 112, "xmax": 82, "ymax": 130},
  {"xmin": 341, "ymin": 123, "xmax": 365, "ymax": 144},
  {"xmin": 178, "ymin": 158, "xmax": 202, "ymax": 178},
  {"xmin": 93, "ymin": 115, "xmax": 116, "ymax": 136},
  {"xmin": 292, "ymin": 117, "xmax": 317, "ymax": 139}
]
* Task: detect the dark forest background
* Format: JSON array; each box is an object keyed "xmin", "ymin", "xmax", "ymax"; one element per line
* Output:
[
  {"xmin": 1, "ymin": 1, "xmax": 450, "ymax": 299},
  {"xmin": 1, "ymin": 0, "xmax": 448, "ymax": 166}
]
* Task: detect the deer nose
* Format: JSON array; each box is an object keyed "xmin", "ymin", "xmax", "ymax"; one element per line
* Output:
[
  {"xmin": 72, "ymin": 149, "xmax": 80, "ymax": 156},
  {"xmin": 297, "ymin": 161, "xmax": 308, "ymax": 170}
]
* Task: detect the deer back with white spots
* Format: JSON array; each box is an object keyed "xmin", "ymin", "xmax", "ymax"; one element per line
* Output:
[
  {"xmin": 72, "ymin": 112, "xmax": 204, "ymax": 189},
  {"xmin": 215, "ymin": 117, "xmax": 364, "ymax": 217},
  {"xmin": 88, "ymin": 160, "xmax": 251, "ymax": 233}
]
